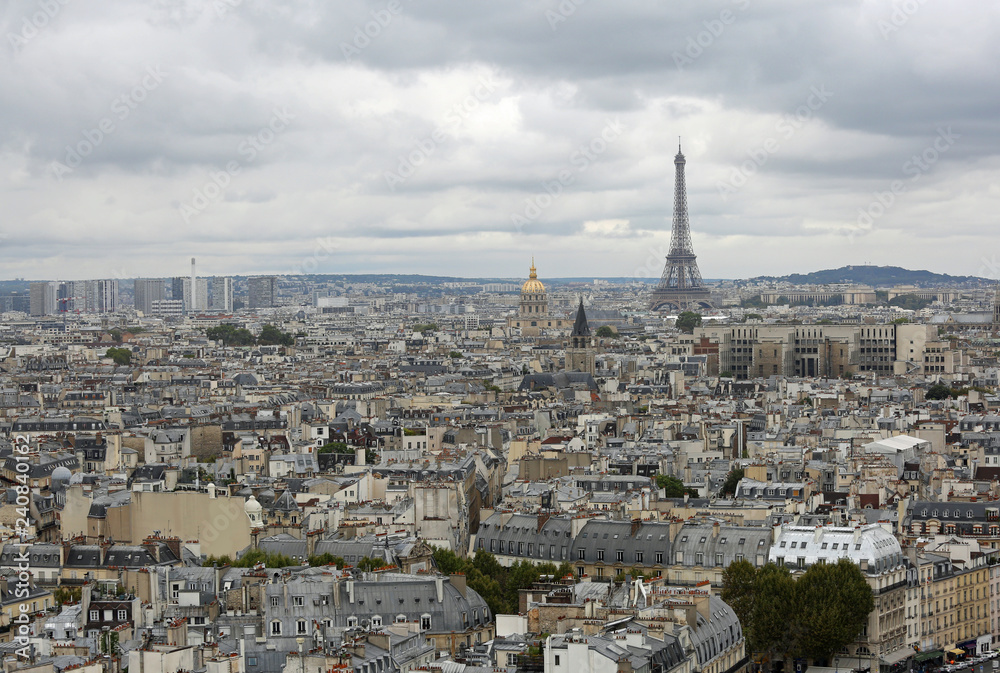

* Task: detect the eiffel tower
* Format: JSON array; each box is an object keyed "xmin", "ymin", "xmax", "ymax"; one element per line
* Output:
[{"xmin": 649, "ymin": 142, "xmax": 713, "ymax": 312}]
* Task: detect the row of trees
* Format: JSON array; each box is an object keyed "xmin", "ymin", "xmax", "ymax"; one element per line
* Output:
[
  {"xmin": 202, "ymin": 548, "xmax": 389, "ymax": 571},
  {"xmin": 205, "ymin": 323, "xmax": 296, "ymax": 347},
  {"xmin": 432, "ymin": 547, "xmax": 574, "ymax": 616},
  {"xmin": 721, "ymin": 559, "xmax": 874, "ymax": 666}
]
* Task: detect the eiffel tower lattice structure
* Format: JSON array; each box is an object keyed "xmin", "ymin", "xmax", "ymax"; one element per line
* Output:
[{"xmin": 649, "ymin": 143, "xmax": 714, "ymax": 312}]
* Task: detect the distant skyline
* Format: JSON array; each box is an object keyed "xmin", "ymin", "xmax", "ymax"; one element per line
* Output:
[{"xmin": 2, "ymin": 1, "xmax": 998, "ymax": 282}]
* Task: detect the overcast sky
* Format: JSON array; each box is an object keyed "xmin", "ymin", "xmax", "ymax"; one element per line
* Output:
[{"xmin": 2, "ymin": 0, "xmax": 998, "ymax": 282}]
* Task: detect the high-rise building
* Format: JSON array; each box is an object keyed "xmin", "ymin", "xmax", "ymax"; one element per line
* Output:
[
  {"xmin": 96, "ymin": 279, "xmax": 119, "ymax": 313},
  {"xmin": 134, "ymin": 278, "xmax": 165, "ymax": 315},
  {"xmin": 171, "ymin": 277, "xmax": 186, "ymax": 303},
  {"xmin": 248, "ymin": 276, "xmax": 277, "ymax": 309},
  {"xmin": 211, "ymin": 277, "xmax": 233, "ymax": 312},
  {"xmin": 29, "ymin": 281, "xmax": 58, "ymax": 316},
  {"xmin": 193, "ymin": 278, "xmax": 209, "ymax": 313},
  {"xmin": 649, "ymin": 143, "xmax": 714, "ymax": 312}
]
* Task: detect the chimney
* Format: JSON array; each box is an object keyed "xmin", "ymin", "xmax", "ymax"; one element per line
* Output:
[
  {"xmin": 537, "ymin": 511, "xmax": 551, "ymax": 533},
  {"xmin": 163, "ymin": 537, "xmax": 182, "ymax": 562},
  {"xmin": 712, "ymin": 522, "xmax": 720, "ymax": 539},
  {"xmin": 435, "ymin": 576, "xmax": 444, "ymax": 604},
  {"xmin": 347, "ymin": 579, "xmax": 354, "ymax": 604},
  {"xmin": 450, "ymin": 573, "xmax": 467, "ymax": 598},
  {"xmin": 630, "ymin": 519, "xmax": 641, "ymax": 537}
]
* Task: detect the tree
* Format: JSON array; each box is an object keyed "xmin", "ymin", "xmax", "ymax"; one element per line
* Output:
[
  {"xmin": 449, "ymin": 351, "xmax": 463, "ymax": 358},
  {"xmin": 723, "ymin": 559, "xmax": 875, "ymax": 666},
  {"xmin": 891, "ymin": 316, "xmax": 909, "ymax": 324},
  {"xmin": 656, "ymin": 474, "xmax": 688, "ymax": 498},
  {"xmin": 318, "ymin": 442, "xmax": 352, "ymax": 454},
  {"xmin": 744, "ymin": 313, "xmax": 764, "ymax": 321},
  {"xmin": 720, "ymin": 370, "xmax": 734, "ymax": 378},
  {"xmin": 206, "ymin": 323, "xmax": 255, "ymax": 346},
  {"xmin": 595, "ymin": 325, "xmax": 617, "ymax": 338},
  {"xmin": 926, "ymin": 383, "xmax": 953, "ymax": 400},
  {"xmin": 258, "ymin": 323, "xmax": 294, "ymax": 346},
  {"xmin": 720, "ymin": 559, "xmax": 757, "ymax": 641},
  {"xmin": 675, "ymin": 311, "xmax": 702, "ymax": 333},
  {"xmin": 309, "ymin": 553, "xmax": 346, "ymax": 568},
  {"xmin": 719, "ymin": 468, "xmax": 744, "ymax": 497},
  {"xmin": 430, "ymin": 547, "xmax": 569, "ymax": 616},
  {"xmin": 105, "ymin": 347, "xmax": 131, "ymax": 366},
  {"xmin": 747, "ymin": 563, "xmax": 797, "ymax": 664},
  {"xmin": 888, "ymin": 294, "xmax": 932, "ymax": 311},
  {"xmin": 357, "ymin": 556, "xmax": 389, "ymax": 572},
  {"xmin": 792, "ymin": 559, "xmax": 874, "ymax": 662},
  {"xmin": 108, "ymin": 329, "xmax": 123, "ymax": 343}
]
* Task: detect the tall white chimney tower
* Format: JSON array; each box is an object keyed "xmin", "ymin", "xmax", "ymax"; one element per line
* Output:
[{"xmin": 190, "ymin": 257, "xmax": 197, "ymax": 311}]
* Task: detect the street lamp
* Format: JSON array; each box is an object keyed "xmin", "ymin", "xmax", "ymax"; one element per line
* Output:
[
  {"xmin": 836, "ymin": 658, "xmax": 840, "ymax": 673},
  {"xmin": 296, "ymin": 636, "xmax": 305, "ymax": 673}
]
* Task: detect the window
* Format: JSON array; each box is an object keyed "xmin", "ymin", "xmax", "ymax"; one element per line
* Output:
[
  {"xmin": 635, "ymin": 551, "xmax": 643, "ymax": 563},
  {"xmin": 271, "ymin": 621, "xmax": 282, "ymax": 635},
  {"xmin": 371, "ymin": 616, "xmax": 382, "ymax": 628},
  {"xmin": 347, "ymin": 617, "xmax": 358, "ymax": 627},
  {"xmin": 597, "ymin": 549, "xmax": 605, "ymax": 561},
  {"xmin": 655, "ymin": 552, "xmax": 663, "ymax": 564},
  {"xmin": 716, "ymin": 553, "xmax": 724, "ymax": 566},
  {"xmin": 90, "ymin": 610, "xmax": 99, "ymax": 621},
  {"xmin": 555, "ymin": 655, "xmax": 561, "ymax": 666},
  {"xmin": 780, "ymin": 541, "xmax": 787, "ymax": 548},
  {"xmin": 696, "ymin": 553, "xmax": 704, "ymax": 565},
  {"xmin": 296, "ymin": 619, "xmax": 307, "ymax": 635},
  {"xmin": 248, "ymin": 657, "xmax": 258, "ymax": 667},
  {"xmin": 616, "ymin": 550, "xmax": 624, "ymax": 562},
  {"xmin": 117, "ymin": 609, "xmax": 127, "ymax": 621},
  {"xmin": 421, "ymin": 614, "xmax": 431, "ymax": 630},
  {"xmin": 578, "ymin": 549, "xmax": 585, "ymax": 560},
  {"xmin": 293, "ymin": 596, "xmax": 304, "ymax": 606}
]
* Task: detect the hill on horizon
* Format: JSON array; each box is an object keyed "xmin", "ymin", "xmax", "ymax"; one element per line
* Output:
[{"xmin": 749, "ymin": 265, "xmax": 989, "ymax": 287}]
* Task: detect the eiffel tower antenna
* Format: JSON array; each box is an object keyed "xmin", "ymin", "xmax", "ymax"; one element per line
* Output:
[{"xmin": 649, "ymin": 144, "xmax": 713, "ymax": 312}]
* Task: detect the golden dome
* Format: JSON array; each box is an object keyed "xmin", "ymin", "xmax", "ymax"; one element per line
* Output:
[{"xmin": 521, "ymin": 259, "xmax": 546, "ymax": 294}]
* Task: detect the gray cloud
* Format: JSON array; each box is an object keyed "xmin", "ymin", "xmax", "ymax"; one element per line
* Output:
[{"xmin": 0, "ymin": 0, "xmax": 998, "ymax": 281}]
